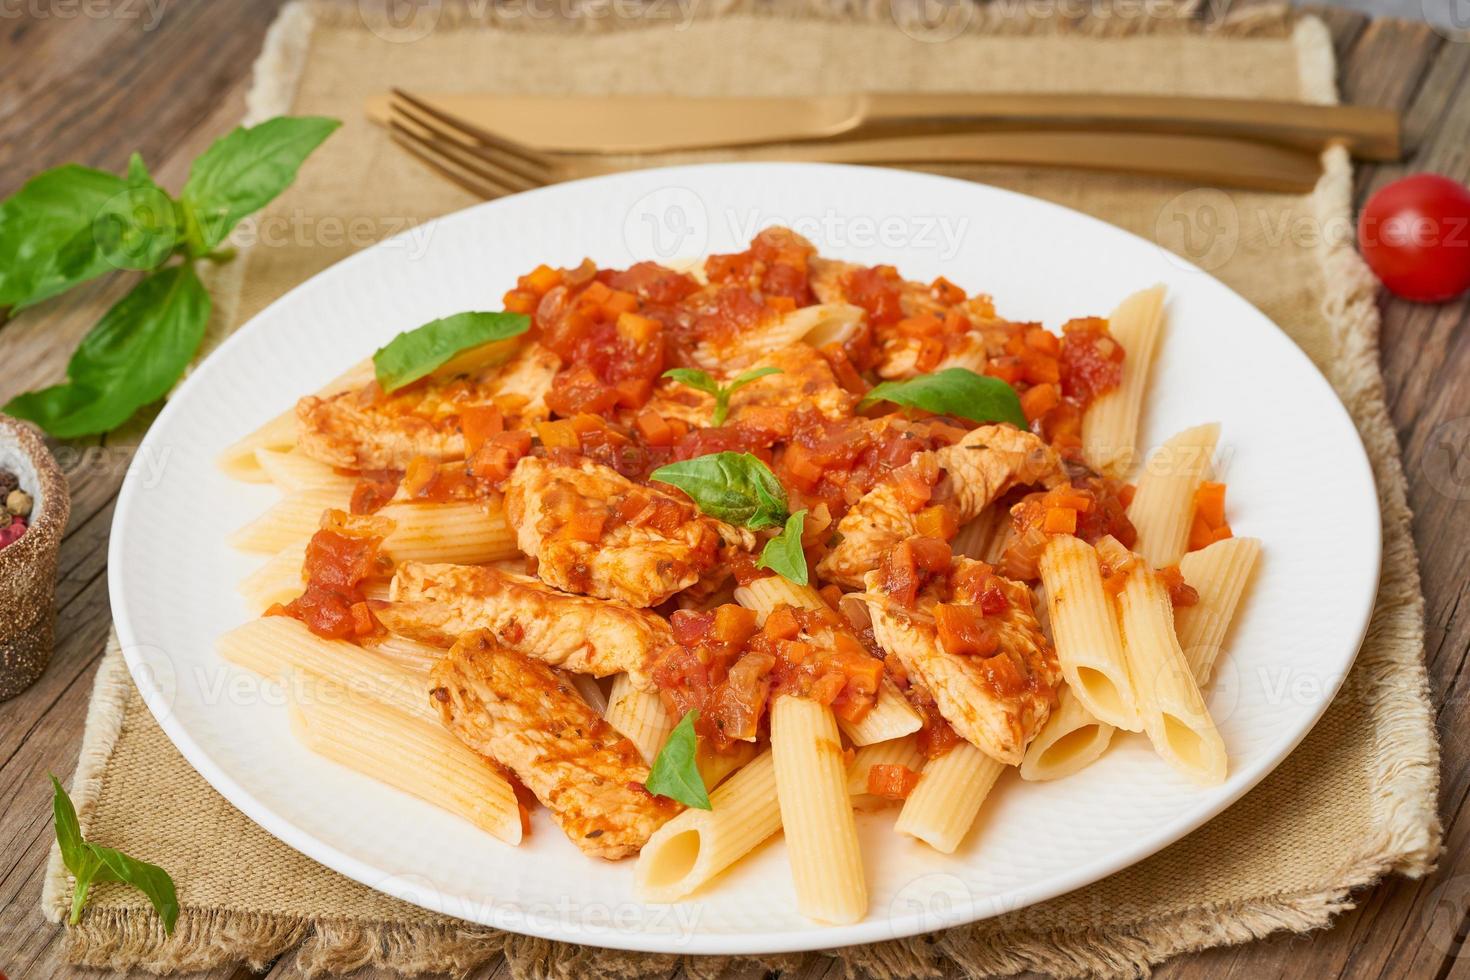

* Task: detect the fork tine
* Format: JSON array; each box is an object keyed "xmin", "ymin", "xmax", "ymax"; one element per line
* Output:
[
  {"xmin": 389, "ymin": 117, "xmax": 544, "ymax": 196},
  {"xmin": 392, "ymin": 88, "xmax": 555, "ymax": 172},
  {"xmin": 390, "ymin": 98, "xmax": 551, "ymax": 189},
  {"xmin": 389, "ymin": 129, "xmax": 517, "ymax": 200}
]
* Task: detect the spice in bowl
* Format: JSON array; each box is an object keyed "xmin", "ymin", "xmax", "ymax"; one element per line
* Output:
[{"xmin": 0, "ymin": 475, "xmax": 32, "ymax": 549}]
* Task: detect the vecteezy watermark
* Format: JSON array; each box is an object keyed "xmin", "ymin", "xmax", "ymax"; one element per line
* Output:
[
  {"xmin": 1423, "ymin": 416, "xmax": 1470, "ymax": 502},
  {"xmin": 51, "ymin": 443, "xmax": 173, "ymax": 491},
  {"xmin": 230, "ymin": 210, "xmax": 437, "ymax": 260},
  {"xmin": 0, "ymin": 0, "xmax": 166, "ymax": 30},
  {"xmin": 373, "ymin": 871, "xmax": 706, "ymax": 938},
  {"xmin": 725, "ymin": 208, "xmax": 971, "ymax": 260},
  {"xmin": 1154, "ymin": 188, "xmax": 1241, "ymax": 272},
  {"xmin": 623, "ymin": 186, "xmax": 711, "ymax": 263},
  {"xmin": 357, "ymin": 0, "xmax": 442, "ymax": 42},
  {"xmin": 1423, "ymin": 0, "xmax": 1470, "ymax": 42}
]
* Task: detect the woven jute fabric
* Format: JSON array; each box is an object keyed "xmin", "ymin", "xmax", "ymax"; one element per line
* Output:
[{"xmin": 42, "ymin": 1, "xmax": 1441, "ymax": 976}]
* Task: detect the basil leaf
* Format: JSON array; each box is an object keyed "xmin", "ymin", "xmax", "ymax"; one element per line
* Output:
[
  {"xmin": 92, "ymin": 153, "xmax": 182, "ymax": 272},
  {"xmin": 858, "ymin": 367, "xmax": 1027, "ymax": 429},
  {"xmin": 181, "ymin": 116, "xmax": 340, "ymax": 252},
  {"xmin": 757, "ymin": 509, "xmax": 809, "ymax": 585},
  {"xmin": 650, "ymin": 451, "xmax": 789, "ymax": 529},
  {"xmin": 645, "ymin": 711, "xmax": 711, "ymax": 810},
  {"xmin": 51, "ymin": 775, "xmax": 178, "ymax": 933},
  {"xmin": 713, "ymin": 366, "xmax": 781, "ymax": 426},
  {"xmin": 0, "ymin": 165, "xmax": 128, "ymax": 310},
  {"xmin": 661, "ymin": 368, "xmax": 719, "ymax": 397},
  {"xmin": 6, "ymin": 264, "xmax": 211, "ymax": 437},
  {"xmin": 373, "ymin": 311, "xmax": 530, "ymax": 392}
]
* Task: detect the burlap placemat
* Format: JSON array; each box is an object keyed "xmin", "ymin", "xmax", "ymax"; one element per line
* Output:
[{"xmin": 42, "ymin": 1, "xmax": 1441, "ymax": 976}]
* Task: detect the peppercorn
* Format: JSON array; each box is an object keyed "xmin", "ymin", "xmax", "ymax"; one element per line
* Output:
[
  {"xmin": 6, "ymin": 490, "xmax": 31, "ymax": 517},
  {"xmin": 0, "ymin": 471, "xmax": 16, "ymax": 498},
  {"xmin": 0, "ymin": 511, "xmax": 11, "ymax": 530}
]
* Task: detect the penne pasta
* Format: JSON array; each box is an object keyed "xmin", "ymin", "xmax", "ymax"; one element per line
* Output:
[
  {"xmin": 229, "ymin": 488, "xmax": 352, "ymax": 554},
  {"xmin": 287, "ymin": 674, "xmax": 522, "ymax": 844},
  {"xmin": 733, "ymin": 575, "xmax": 828, "ymax": 621},
  {"xmin": 951, "ymin": 505, "xmax": 1005, "ymax": 561},
  {"xmin": 569, "ymin": 671, "xmax": 610, "ymax": 715},
  {"xmin": 1082, "ymin": 285, "xmax": 1166, "ymax": 477},
  {"xmin": 771, "ymin": 695, "xmax": 867, "ymax": 924},
  {"xmin": 378, "ymin": 500, "xmax": 520, "ymax": 564},
  {"xmin": 1175, "ymin": 537, "xmax": 1262, "ymax": 685},
  {"xmin": 605, "ymin": 673, "xmax": 676, "ymax": 765},
  {"xmin": 894, "ymin": 742, "xmax": 1005, "ymax": 854},
  {"xmin": 1039, "ymin": 535, "xmax": 1142, "ymax": 732},
  {"xmin": 218, "ymin": 615, "xmax": 437, "ymax": 724},
  {"xmin": 837, "ymin": 677, "xmax": 922, "ymax": 746},
  {"xmin": 1127, "ymin": 423, "xmax": 1221, "ymax": 569},
  {"xmin": 255, "ymin": 447, "xmax": 360, "ymax": 495},
  {"xmin": 237, "ymin": 543, "xmax": 307, "ymax": 614},
  {"xmin": 217, "ymin": 358, "xmax": 375, "ymax": 480},
  {"xmin": 695, "ymin": 302, "xmax": 864, "ymax": 368},
  {"xmin": 636, "ymin": 750, "xmax": 781, "ymax": 902},
  {"xmin": 846, "ymin": 735, "xmax": 925, "ymax": 808},
  {"xmin": 371, "ymin": 633, "xmax": 446, "ymax": 674},
  {"xmin": 1019, "ymin": 686, "xmax": 1116, "ymax": 781},
  {"xmin": 1117, "ymin": 564, "xmax": 1228, "ymax": 786}
]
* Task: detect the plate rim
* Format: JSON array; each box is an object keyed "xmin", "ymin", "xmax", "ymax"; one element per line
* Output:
[{"xmin": 108, "ymin": 161, "xmax": 1383, "ymax": 954}]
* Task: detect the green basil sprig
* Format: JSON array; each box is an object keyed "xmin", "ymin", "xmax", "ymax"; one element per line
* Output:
[
  {"xmin": 373, "ymin": 311, "xmax": 530, "ymax": 393},
  {"xmin": 1, "ymin": 116, "xmax": 340, "ymax": 437},
  {"xmin": 51, "ymin": 775, "xmax": 178, "ymax": 933},
  {"xmin": 756, "ymin": 509, "xmax": 809, "ymax": 586},
  {"xmin": 662, "ymin": 366, "xmax": 782, "ymax": 427},
  {"xmin": 858, "ymin": 367, "xmax": 1027, "ymax": 429},
  {"xmin": 651, "ymin": 451, "xmax": 809, "ymax": 584},
  {"xmin": 645, "ymin": 710, "xmax": 710, "ymax": 809}
]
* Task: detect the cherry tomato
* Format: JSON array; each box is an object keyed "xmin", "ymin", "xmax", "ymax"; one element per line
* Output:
[{"xmin": 1358, "ymin": 174, "xmax": 1470, "ymax": 302}]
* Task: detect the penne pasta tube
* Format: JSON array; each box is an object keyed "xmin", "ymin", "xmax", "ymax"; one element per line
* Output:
[
  {"xmin": 255, "ymin": 448, "xmax": 359, "ymax": 495},
  {"xmin": 1117, "ymin": 565, "xmax": 1228, "ymax": 786},
  {"xmin": 568, "ymin": 671, "xmax": 610, "ymax": 715},
  {"xmin": 894, "ymin": 742, "xmax": 1005, "ymax": 854},
  {"xmin": 370, "ymin": 633, "xmax": 446, "ymax": 674},
  {"xmin": 1019, "ymin": 686, "xmax": 1116, "ymax": 781},
  {"xmin": 1039, "ymin": 535, "xmax": 1142, "ymax": 732},
  {"xmin": 635, "ymin": 750, "xmax": 781, "ymax": 902},
  {"xmin": 237, "ymin": 544, "xmax": 307, "ymax": 614},
  {"xmin": 605, "ymin": 673, "xmax": 675, "ymax": 765},
  {"xmin": 287, "ymin": 674, "xmax": 523, "ymax": 844},
  {"xmin": 217, "ymin": 358, "xmax": 375, "ymax": 480},
  {"xmin": 1175, "ymin": 537, "xmax": 1262, "ymax": 686},
  {"xmin": 1127, "ymin": 423, "xmax": 1220, "ymax": 569},
  {"xmin": 218, "ymin": 615, "xmax": 437, "ymax": 724},
  {"xmin": 771, "ymin": 695, "xmax": 867, "ymax": 924},
  {"xmin": 229, "ymin": 488, "xmax": 351, "ymax": 554},
  {"xmin": 846, "ymin": 735, "xmax": 926, "ymax": 808},
  {"xmin": 378, "ymin": 500, "xmax": 520, "ymax": 564},
  {"xmin": 1082, "ymin": 285, "xmax": 1166, "ymax": 477},
  {"xmin": 733, "ymin": 575, "xmax": 828, "ymax": 621},
  {"xmin": 951, "ymin": 505, "xmax": 1005, "ymax": 561},
  {"xmin": 837, "ymin": 677, "xmax": 922, "ymax": 746}
]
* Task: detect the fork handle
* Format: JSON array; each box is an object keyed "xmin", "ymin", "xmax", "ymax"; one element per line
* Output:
[{"xmin": 859, "ymin": 93, "xmax": 1400, "ymax": 161}]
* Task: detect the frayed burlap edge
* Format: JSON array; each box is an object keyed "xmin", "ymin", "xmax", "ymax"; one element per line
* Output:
[{"xmin": 44, "ymin": 2, "xmax": 1440, "ymax": 977}]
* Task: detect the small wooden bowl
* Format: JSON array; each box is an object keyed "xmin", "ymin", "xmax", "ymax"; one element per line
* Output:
[{"xmin": 0, "ymin": 416, "xmax": 70, "ymax": 701}]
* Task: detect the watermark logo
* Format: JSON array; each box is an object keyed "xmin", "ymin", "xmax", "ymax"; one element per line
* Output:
[
  {"xmin": 1422, "ymin": 415, "xmax": 1470, "ymax": 502},
  {"xmin": 1155, "ymin": 188, "xmax": 1240, "ymax": 272},
  {"xmin": 358, "ymin": 0, "xmax": 442, "ymax": 43},
  {"xmin": 890, "ymin": 0, "xmax": 975, "ymax": 43},
  {"xmin": 623, "ymin": 186, "xmax": 710, "ymax": 263}
]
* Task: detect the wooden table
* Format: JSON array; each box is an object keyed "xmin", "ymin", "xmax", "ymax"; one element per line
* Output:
[{"xmin": 0, "ymin": 2, "xmax": 1465, "ymax": 977}]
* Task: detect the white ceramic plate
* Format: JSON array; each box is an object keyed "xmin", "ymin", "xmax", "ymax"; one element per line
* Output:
[{"xmin": 110, "ymin": 164, "xmax": 1380, "ymax": 954}]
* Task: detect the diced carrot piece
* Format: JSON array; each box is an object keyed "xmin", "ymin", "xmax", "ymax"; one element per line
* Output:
[
  {"xmin": 635, "ymin": 410, "xmax": 675, "ymax": 447},
  {"xmin": 1020, "ymin": 348, "xmax": 1061, "ymax": 385},
  {"xmin": 569, "ymin": 413, "xmax": 605, "ymax": 434},
  {"xmin": 503, "ymin": 290, "xmax": 537, "ymax": 314},
  {"xmin": 916, "ymin": 337, "xmax": 946, "ymax": 372},
  {"xmin": 1020, "ymin": 383, "xmax": 1061, "ymax": 422},
  {"xmin": 763, "ymin": 606, "xmax": 802, "ymax": 641},
  {"xmin": 560, "ymin": 509, "xmax": 607, "ymax": 543},
  {"xmin": 580, "ymin": 280, "xmax": 611, "ymax": 305},
  {"xmin": 1194, "ymin": 481, "xmax": 1228, "ymax": 528},
  {"xmin": 766, "ymin": 295, "xmax": 797, "ymax": 313},
  {"xmin": 778, "ymin": 639, "xmax": 815, "ymax": 665},
  {"xmin": 615, "ymin": 311, "xmax": 657, "ymax": 344},
  {"xmin": 819, "ymin": 584, "xmax": 843, "ymax": 609},
  {"xmin": 930, "ymin": 276, "xmax": 966, "ymax": 305},
  {"xmin": 604, "ymin": 290, "xmax": 639, "ymax": 317},
  {"xmin": 867, "ymin": 763, "xmax": 921, "ymax": 800},
  {"xmin": 536, "ymin": 419, "xmax": 581, "ymax": 451},
  {"xmin": 1043, "ymin": 507, "xmax": 1077, "ymax": 535},
  {"xmin": 1025, "ymin": 327, "xmax": 1061, "ymax": 357},
  {"xmin": 984, "ymin": 357, "xmax": 1023, "ymax": 385},
  {"xmin": 714, "ymin": 604, "xmax": 759, "ymax": 647},
  {"xmin": 524, "ymin": 264, "xmax": 562, "ymax": 293},
  {"xmin": 915, "ymin": 504, "xmax": 959, "ymax": 540},
  {"xmin": 935, "ymin": 604, "xmax": 999, "ymax": 657},
  {"xmin": 460, "ymin": 404, "xmax": 504, "ymax": 454},
  {"xmin": 1211, "ymin": 524, "xmax": 1235, "ymax": 544},
  {"xmin": 613, "ymin": 377, "xmax": 652, "ymax": 408}
]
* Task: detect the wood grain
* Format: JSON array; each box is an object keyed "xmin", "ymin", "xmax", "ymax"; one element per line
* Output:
[{"xmin": 1, "ymin": 1, "xmax": 1467, "ymax": 978}]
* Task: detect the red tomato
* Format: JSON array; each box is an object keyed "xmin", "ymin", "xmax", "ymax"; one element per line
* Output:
[{"xmin": 1358, "ymin": 175, "xmax": 1470, "ymax": 302}]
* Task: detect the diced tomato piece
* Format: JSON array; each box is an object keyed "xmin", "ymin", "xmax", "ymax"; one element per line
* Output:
[
  {"xmin": 909, "ymin": 536, "xmax": 953, "ymax": 574},
  {"xmin": 1158, "ymin": 565, "xmax": 1200, "ymax": 608}
]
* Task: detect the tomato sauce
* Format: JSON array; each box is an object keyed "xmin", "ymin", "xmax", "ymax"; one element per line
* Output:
[{"xmin": 271, "ymin": 510, "xmax": 392, "ymax": 641}]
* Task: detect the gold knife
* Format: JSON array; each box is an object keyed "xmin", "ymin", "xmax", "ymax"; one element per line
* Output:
[{"xmin": 365, "ymin": 91, "xmax": 1400, "ymax": 160}]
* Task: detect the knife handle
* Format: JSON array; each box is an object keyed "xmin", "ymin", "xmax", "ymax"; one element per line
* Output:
[{"xmin": 859, "ymin": 93, "xmax": 1400, "ymax": 161}]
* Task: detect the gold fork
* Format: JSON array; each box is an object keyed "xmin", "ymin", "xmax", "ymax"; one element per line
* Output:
[{"xmin": 387, "ymin": 89, "xmax": 1326, "ymax": 196}]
